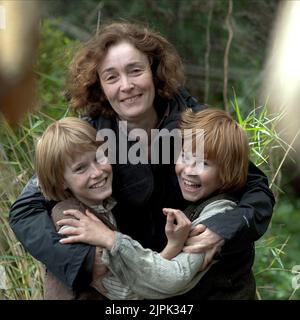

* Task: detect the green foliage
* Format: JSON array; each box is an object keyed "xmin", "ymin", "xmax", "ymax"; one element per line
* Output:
[
  {"xmin": 36, "ymin": 19, "xmax": 77, "ymax": 119},
  {"xmin": 0, "ymin": 114, "xmax": 45, "ymax": 299},
  {"xmin": 231, "ymin": 92, "xmax": 288, "ymax": 176},
  {"xmin": 0, "ymin": 217, "xmax": 43, "ymax": 300},
  {"xmin": 254, "ymin": 199, "xmax": 300, "ymax": 300},
  {"xmin": 231, "ymin": 96, "xmax": 300, "ymax": 300}
]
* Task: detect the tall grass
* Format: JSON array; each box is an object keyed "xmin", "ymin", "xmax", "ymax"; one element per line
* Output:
[
  {"xmin": 231, "ymin": 94, "xmax": 299, "ymax": 300},
  {"xmin": 0, "ymin": 113, "xmax": 54, "ymax": 299},
  {"xmin": 0, "ymin": 219, "xmax": 44, "ymax": 300}
]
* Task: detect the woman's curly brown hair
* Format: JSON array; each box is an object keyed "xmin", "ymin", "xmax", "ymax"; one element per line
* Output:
[{"xmin": 67, "ymin": 22, "xmax": 185, "ymax": 118}]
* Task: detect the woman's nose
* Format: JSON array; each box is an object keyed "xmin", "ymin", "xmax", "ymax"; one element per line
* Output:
[{"xmin": 120, "ymin": 75, "xmax": 134, "ymax": 91}]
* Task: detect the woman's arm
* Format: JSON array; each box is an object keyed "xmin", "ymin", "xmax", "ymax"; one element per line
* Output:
[{"xmin": 8, "ymin": 176, "xmax": 94, "ymax": 289}]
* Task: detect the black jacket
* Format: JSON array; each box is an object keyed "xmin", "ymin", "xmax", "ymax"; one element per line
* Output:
[{"xmin": 9, "ymin": 89, "xmax": 275, "ymax": 297}]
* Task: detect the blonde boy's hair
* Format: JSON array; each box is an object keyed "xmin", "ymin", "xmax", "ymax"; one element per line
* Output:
[
  {"xmin": 180, "ymin": 108, "xmax": 249, "ymax": 192},
  {"xmin": 35, "ymin": 117, "xmax": 100, "ymax": 201}
]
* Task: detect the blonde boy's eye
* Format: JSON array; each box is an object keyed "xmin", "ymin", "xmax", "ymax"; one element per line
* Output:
[{"xmin": 73, "ymin": 165, "xmax": 86, "ymax": 173}]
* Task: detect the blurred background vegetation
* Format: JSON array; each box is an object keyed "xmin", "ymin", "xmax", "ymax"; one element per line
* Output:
[{"xmin": 0, "ymin": 0, "xmax": 299, "ymax": 300}]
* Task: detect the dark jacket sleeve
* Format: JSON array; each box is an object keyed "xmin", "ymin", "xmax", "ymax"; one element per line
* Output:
[
  {"xmin": 9, "ymin": 175, "xmax": 95, "ymax": 289},
  {"xmin": 201, "ymin": 162, "xmax": 275, "ymax": 249}
]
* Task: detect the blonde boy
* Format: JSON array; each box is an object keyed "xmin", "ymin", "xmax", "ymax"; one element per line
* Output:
[{"xmin": 35, "ymin": 117, "xmax": 116, "ymax": 299}]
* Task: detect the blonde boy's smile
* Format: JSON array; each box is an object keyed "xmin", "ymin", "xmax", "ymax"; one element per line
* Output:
[{"xmin": 89, "ymin": 178, "xmax": 108, "ymax": 189}]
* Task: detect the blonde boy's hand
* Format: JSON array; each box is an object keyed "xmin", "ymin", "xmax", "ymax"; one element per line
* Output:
[
  {"xmin": 160, "ymin": 208, "xmax": 191, "ymax": 259},
  {"xmin": 163, "ymin": 208, "xmax": 192, "ymax": 244},
  {"xmin": 57, "ymin": 209, "xmax": 115, "ymax": 249}
]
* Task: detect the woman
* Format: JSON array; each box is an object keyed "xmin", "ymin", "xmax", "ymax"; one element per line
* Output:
[{"xmin": 9, "ymin": 22, "xmax": 274, "ymax": 299}]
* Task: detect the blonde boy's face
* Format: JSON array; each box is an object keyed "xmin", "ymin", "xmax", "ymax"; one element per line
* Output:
[
  {"xmin": 175, "ymin": 155, "xmax": 222, "ymax": 202},
  {"xmin": 63, "ymin": 149, "xmax": 112, "ymax": 206}
]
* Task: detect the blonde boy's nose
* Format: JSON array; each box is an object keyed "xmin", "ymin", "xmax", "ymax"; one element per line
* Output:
[{"xmin": 90, "ymin": 164, "xmax": 103, "ymax": 178}]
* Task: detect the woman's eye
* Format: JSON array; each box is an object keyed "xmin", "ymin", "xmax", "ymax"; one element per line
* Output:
[
  {"xmin": 129, "ymin": 68, "xmax": 143, "ymax": 75},
  {"xmin": 104, "ymin": 74, "xmax": 118, "ymax": 82},
  {"xmin": 107, "ymin": 76, "xmax": 115, "ymax": 81}
]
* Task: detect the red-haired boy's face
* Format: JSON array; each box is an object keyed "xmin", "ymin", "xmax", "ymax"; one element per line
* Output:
[{"xmin": 175, "ymin": 155, "xmax": 222, "ymax": 202}]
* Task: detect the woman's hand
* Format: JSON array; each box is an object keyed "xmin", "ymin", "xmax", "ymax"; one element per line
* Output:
[
  {"xmin": 183, "ymin": 225, "xmax": 224, "ymax": 269},
  {"xmin": 57, "ymin": 209, "xmax": 116, "ymax": 249},
  {"xmin": 183, "ymin": 224, "xmax": 224, "ymax": 253},
  {"xmin": 91, "ymin": 247, "xmax": 111, "ymax": 294},
  {"xmin": 160, "ymin": 208, "xmax": 192, "ymax": 259}
]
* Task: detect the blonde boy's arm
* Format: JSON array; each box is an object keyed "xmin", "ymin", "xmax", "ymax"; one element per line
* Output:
[{"xmin": 101, "ymin": 200, "xmax": 237, "ymax": 299}]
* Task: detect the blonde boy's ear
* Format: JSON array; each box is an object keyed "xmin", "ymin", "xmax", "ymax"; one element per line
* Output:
[{"xmin": 63, "ymin": 181, "xmax": 68, "ymax": 190}]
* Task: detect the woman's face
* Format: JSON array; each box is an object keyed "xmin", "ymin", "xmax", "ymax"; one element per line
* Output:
[{"xmin": 98, "ymin": 41, "xmax": 155, "ymax": 123}]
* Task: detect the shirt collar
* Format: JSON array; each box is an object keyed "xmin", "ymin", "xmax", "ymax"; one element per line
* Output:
[{"xmin": 89, "ymin": 197, "xmax": 117, "ymax": 214}]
